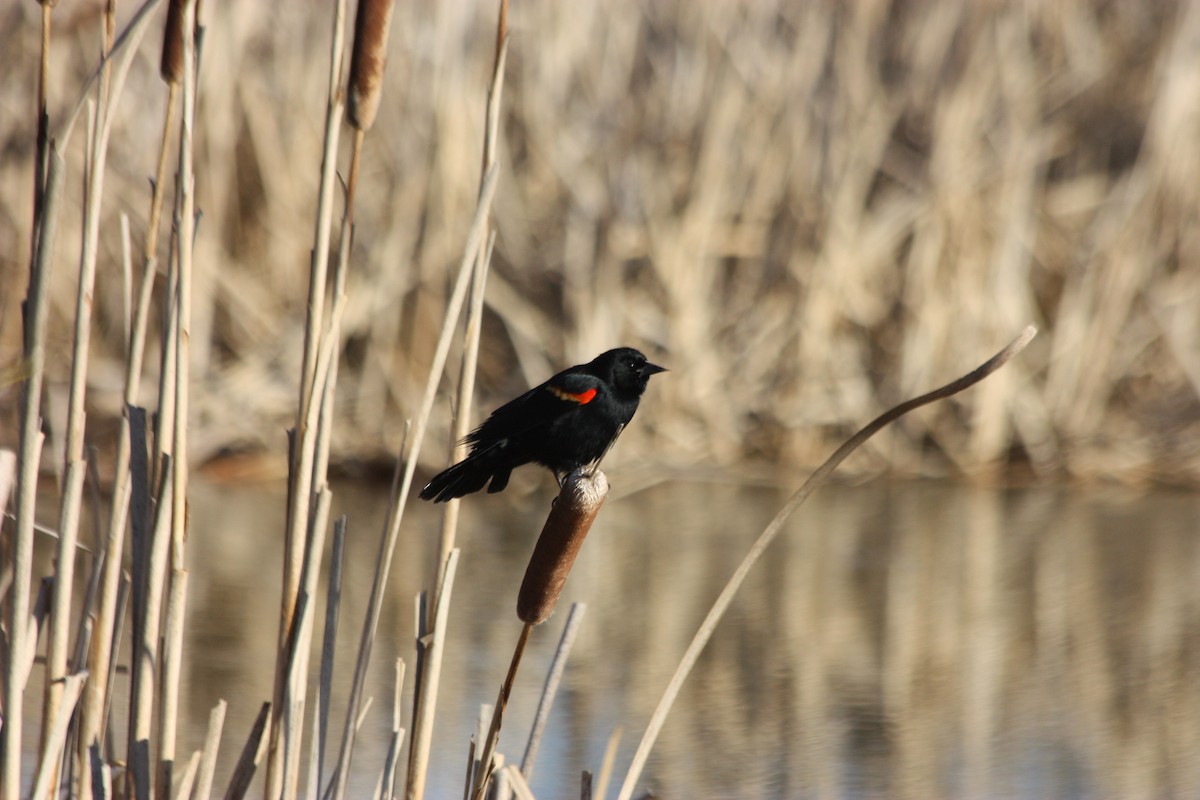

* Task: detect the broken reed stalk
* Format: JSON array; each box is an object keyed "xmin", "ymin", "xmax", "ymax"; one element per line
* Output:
[
  {"xmin": 194, "ymin": 699, "xmax": 228, "ymax": 800},
  {"xmin": 128, "ymin": 457, "xmax": 174, "ymax": 797},
  {"xmin": 373, "ymin": 660, "xmax": 407, "ymax": 800},
  {"xmin": 520, "ymin": 602, "xmax": 587, "ymax": 781},
  {"xmin": 615, "ymin": 325, "xmax": 1039, "ymax": 800},
  {"xmin": 592, "ymin": 726, "xmax": 622, "ymax": 800},
  {"xmin": 395, "ymin": 550, "xmax": 458, "ymax": 800},
  {"xmin": 224, "ymin": 702, "xmax": 272, "ymax": 800},
  {"xmin": 311, "ymin": 517, "xmax": 347, "ymax": 800},
  {"xmin": 156, "ymin": 565, "xmax": 190, "ymax": 792}
]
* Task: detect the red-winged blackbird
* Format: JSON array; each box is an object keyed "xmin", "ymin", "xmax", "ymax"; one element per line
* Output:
[{"xmin": 420, "ymin": 347, "xmax": 666, "ymax": 502}]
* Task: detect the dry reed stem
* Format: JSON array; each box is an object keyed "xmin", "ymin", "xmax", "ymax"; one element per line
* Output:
[
  {"xmin": 128, "ymin": 455, "xmax": 173, "ymax": 799},
  {"xmin": 312, "ymin": 517, "xmax": 347, "ymax": 799},
  {"xmin": 41, "ymin": 0, "xmax": 125, "ymax": 781},
  {"xmin": 32, "ymin": 1, "xmax": 51, "ymax": 227},
  {"xmin": 434, "ymin": 31, "xmax": 509, "ymax": 596},
  {"xmin": 87, "ymin": 744, "xmax": 110, "ymax": 800},
  {"xmin": 616, "ymin": 326, "xmax": 1038, "ymax": 800},
  {"xmin": 0, "ymin": 450, "xmax": 15, "ymax": 520},
  {"xmin": 224, "ymin": 702, "xmax": 272, "ymax": 800},
  {"xmin": 401, "ymin": 550, "xmax": 460, "ymax": 800},
  {"xmin": 517, "ymin": 472, "xmax": 608, "ymax": 625},
  {"xmin": 293, "ymin": 0, "xmax": 349, "ymax": 429},
  {"xmin": 169, "ymin": 0, "xmax": 197, "ymax": 569},
  {"xmin": 492, "ymin": 756, "xmax": 510, "ymax": 800},
  {"xmin": 194, "ymin": 700, "xmax": 228, "ymax": 800},
  {"xmin": 461, "ymin": 735, "xmax": 477, "ymax": 800},
  {"xmin": 471, "ymin": 706, "xmax": 489, "ymax": 798},
  {"xmin": 3, "ymin": 136, "xmax": 63, "ymax": 800},
  {"xmin": 501, "ymin": 764, "xmax": 535, "ymax": 800},
  {"xmin": 280, "ymin": 485, "xmax": 332, "ymax": 798},
  {"xmin": 79, "ymin": 82, "xmax": 178, "ymax": 800},
  {"xmin": 376, "ymin": 660, "xmax": 407, "ymax": 799},
  {"xmin": 521, "ymin": 602, "xmax": 587, "ymax": 781},
  {"xmin": 270, "ymin": 2, "xmax": 350, "ymax": 792},
  {"xmin": 78, "ymin": 39, "xmax": 178, "ymax": 775},
  {"xmin": 29, "ymin": 670, "xmax": 88, "ymax": 800},
  {"xmin": 592, "ymin": 726, "xmax": 621, "ymax": 800},
  {"xmin": 469, "ymin": 623, "xmax": 533, "ymax": 800},
  {"xmin": 174, "ymin": 752, "xmax": 201, "ymax": 800},
  {"xmin": 157, "ymin": 566, "xmax": 190, "ymax": 794}
]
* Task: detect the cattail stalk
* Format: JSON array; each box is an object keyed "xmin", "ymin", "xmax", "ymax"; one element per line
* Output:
[{"xmin": 468, "ymin": 625, "xmax": 532, "ymax": 800}]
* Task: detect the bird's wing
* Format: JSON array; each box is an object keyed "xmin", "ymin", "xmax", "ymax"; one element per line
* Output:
[{"xmin": 464, "ymin": 370, "xmax": 602, "ymax": 450}]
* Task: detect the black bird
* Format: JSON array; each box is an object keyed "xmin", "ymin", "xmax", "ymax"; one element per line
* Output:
[{"xmin": 420, "ymin": 347, "xmax": 666, "ymax": 502}]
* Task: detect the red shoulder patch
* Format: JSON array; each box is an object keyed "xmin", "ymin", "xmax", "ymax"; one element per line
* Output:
[{"xmin": 548, "ymin": 385, "xmax": 598, "ymax": 404}]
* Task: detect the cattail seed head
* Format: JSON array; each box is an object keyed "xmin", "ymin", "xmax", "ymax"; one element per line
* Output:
[
  {"xmin": 160, "ymin": 0, "xmax": 186, "ymax": 84},
  {"xmin": 517, "ymin": 471, "xmax": 609, "ymax": 625},
  {"xmin": 347, "ymin": 0, "xmax": 395, "ymax": 131}
]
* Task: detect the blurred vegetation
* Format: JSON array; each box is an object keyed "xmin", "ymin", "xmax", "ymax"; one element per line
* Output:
[{"xmin": 2, "ymin": 0, "xmax": 1198, "ymax": 483}]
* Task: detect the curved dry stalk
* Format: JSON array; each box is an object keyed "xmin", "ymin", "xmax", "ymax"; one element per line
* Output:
[
  {"xmin": 616, "ymin": 325, "xmax": 1038, "ymax": 800},
  {"xmin": 469, "ymin": 623, "xmax": 533, "ymax": 800}
]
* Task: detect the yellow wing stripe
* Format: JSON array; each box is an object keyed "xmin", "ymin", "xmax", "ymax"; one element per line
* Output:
[{"xmin": 547, "ymin": 385, "xmax": 597, "ymax": 404}]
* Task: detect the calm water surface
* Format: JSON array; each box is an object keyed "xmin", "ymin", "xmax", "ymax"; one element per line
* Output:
[{"xmin": 68, "ymin": 478, "xmax": 1200, "ymax": 798}]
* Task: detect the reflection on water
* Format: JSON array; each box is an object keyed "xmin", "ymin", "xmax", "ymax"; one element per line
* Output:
[{"xmin": 86, "ymin": 479, "xmax": 1200, "ymax": 797}]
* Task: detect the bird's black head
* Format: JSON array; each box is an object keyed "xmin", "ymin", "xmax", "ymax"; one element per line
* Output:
[{"xmin": 591, "ymin": 347, "xmax": 667, "ymax": 396}]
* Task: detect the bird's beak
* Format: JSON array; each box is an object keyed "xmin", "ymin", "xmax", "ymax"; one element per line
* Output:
[{"xmin": 644, "ymin": 362, "xmax": 667, "ymax": 375}]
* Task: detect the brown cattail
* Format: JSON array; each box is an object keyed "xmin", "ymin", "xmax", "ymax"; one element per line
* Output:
[
  {"xmin": 160, "ymin": 0, "xmax": 186, "ymax": 84},
  {"xmin": 347, "ymin": 0, "xmax": 396, "ymax": 131},
  {"xmin": 517, "ymin": 471, "xmax": 609, "ymax": 625}
]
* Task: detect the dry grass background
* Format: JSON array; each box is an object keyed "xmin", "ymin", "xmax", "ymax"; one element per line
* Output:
[{"xmin": 2, "ymin": 0, "xmax": 1199, "ymax": 484}]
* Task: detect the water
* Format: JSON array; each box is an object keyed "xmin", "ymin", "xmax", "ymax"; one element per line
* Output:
[{"xmin": 30, "ymin": 477, "xmax": 1200, "ymax": 798}]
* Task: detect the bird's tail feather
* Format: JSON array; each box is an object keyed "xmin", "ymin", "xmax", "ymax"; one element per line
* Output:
[{"xmin": 419, "ymin": 448, "xmax": 510, "ymax": 503}]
